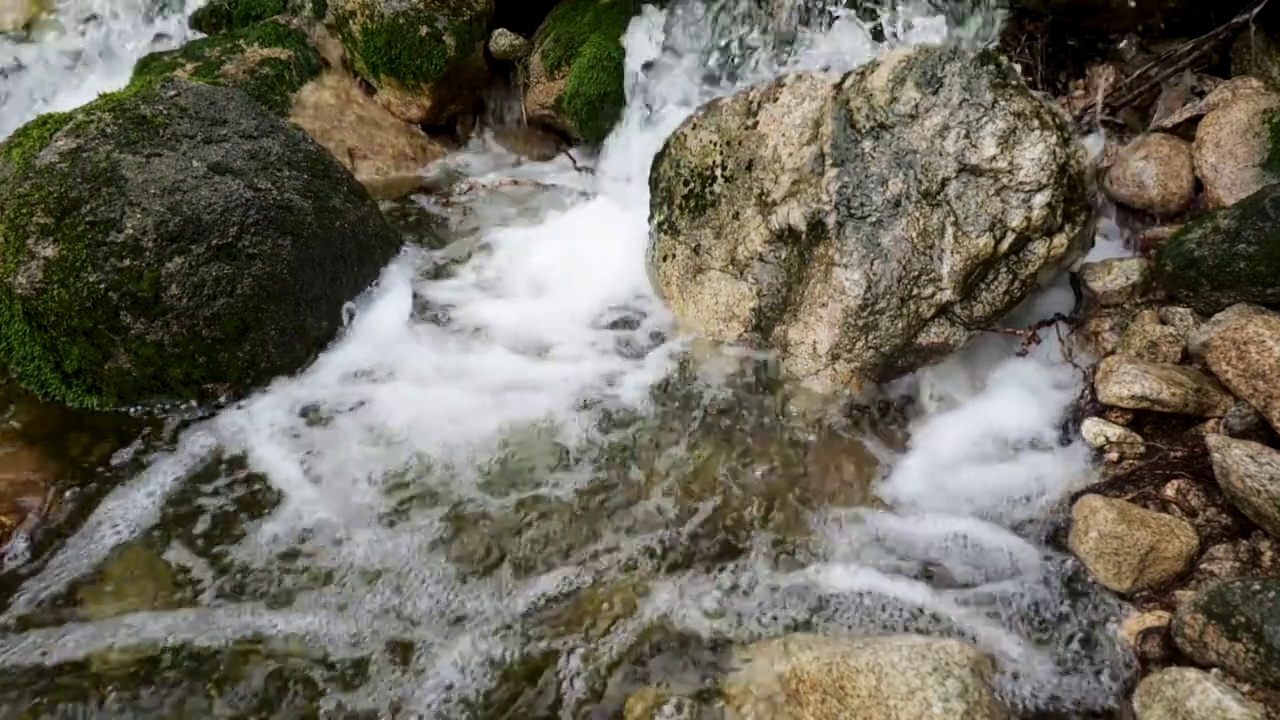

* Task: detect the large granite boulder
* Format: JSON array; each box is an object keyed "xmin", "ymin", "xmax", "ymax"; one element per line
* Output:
[
  {"xmin": 0, "ymin": 78, "xmax": 402, "ymax": 409},
  {"xmin": 647, "ymin": 46, "xmax": 1091, "ymax": 394}
]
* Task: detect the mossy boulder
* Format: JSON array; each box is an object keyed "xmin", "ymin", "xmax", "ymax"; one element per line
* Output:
[
  {"xmin": 1154, "ymin": 183, "xmax": 1280, "ymax": 315},
  {"xmin": 0, "ymin": 77, "xmax": 402, "ymax": 409},
  {"xmin": 188, "ymin": 0, "xmax": 320, "ymax": 36},
  {"xmin": 1172, "ymin": 577, "xmax": 1280, "ymax": 688},
  {"xmin": 329, "ymin": 0, "xmax": 493, "ymax": 125},
  {"xmin": 525, "ymin": 0, "xmax": 637, "ymax": 145},
  {"xmin": 130, "ymin": 18, "xmax": 323, "ymax": 116}
]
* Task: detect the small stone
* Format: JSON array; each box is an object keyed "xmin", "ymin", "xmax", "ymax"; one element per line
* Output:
[
  {"xmin": 1121, "ymin": 610, "xmax": 1174, "ymax": 665},
  {"xmin": 1173, "ymin": 577, "xmax": 1280, "ymax": 688},
  {"xmin": 1068, "ymin": 494, "xmax": 1200, "ymax": 594},
  {"xmin": 1133, "ymin": 666, "xmax": 1267, "ymax": 720},
  {"xmin": 1081, "ymin": 416, "xmax": 1145, "ymax": 456},
  {"xmin": 1101, "ymin": 407, "xmax": 1136, "ymax": 426},
  {"xmin": 1223, "ymin": 401, "xmax": 1273, "ymax": 442},
  {"xmin": 1205, "ymin": 434, "xmax": 1280, "ymax": 540},
  {"xmin": 1104, "ymin": 133, "xmax": 1197, "ymax": 217},
  {"xmin": 1159, "ymin": 306, "xmax": 1204, "ymax": 337},
  {"xmin": 1118, "ymin": 320, "xmax": 1186, "ymax": 363},
  {"xmin": 1094, "ymin": 355, "xmax": 1234, "ymax": 417},
  {"xmin": 1193, "ymin": 89, "xmax": 1280, "ymax": 208},
  {"xmin": 488, "ymin": 28, "xmax": 531, "ymax": 61},
  {"xmin": 1080, "ymin": 257, "xmax": 1155, "ymax": 306},
  {"xmin": 722, "ymin": 633, "xmax": 1007, "ymax": 720},
  {"xmin": 1190, "ymin": 303, "xmax": 1280, "ymax": 435}
]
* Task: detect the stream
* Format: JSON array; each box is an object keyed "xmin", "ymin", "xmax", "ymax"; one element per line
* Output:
[{"xmin": 1, "ymin": 0, "xmax": 1139, "ymax": 717}]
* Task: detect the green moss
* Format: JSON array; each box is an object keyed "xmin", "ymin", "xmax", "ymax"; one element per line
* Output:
[
  {"xmin": 536, "ymin": 0, "xmax": 635, "ymax": 144},
  {"xmin": 0, "ymin": 84, "xmax": 188, "ymax": 408},
  {"xmin": 188, "ymin": 0, "xmax": 288, "ymax": 35},
  {"xmin": 333, "ymin": 4, "xmax": 485, "ymax": 89},
  {"xmin": 130, "ymin": 20, "xmax": 321, "ymax": 116}
]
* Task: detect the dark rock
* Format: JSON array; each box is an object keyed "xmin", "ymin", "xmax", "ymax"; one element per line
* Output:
[
  {"xmin": 1172, "ymin": 577, "xmax": 1280, "ymax": 688},
  {"xmin": 0, "ymin": 77, "xmax": 402, "ymax": 409}
]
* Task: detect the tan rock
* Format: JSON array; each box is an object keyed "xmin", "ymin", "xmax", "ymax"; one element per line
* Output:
[
  {"xmin": 488, "ymin": 28, "xmax": 531, "ymax": 61},
  {"xmin": 1189, "ymin": 303, "xmax": 1280, "ymax": 434},
  {"xmin": 1094, "ymin": 355, "xmax": 1234, "ymax": 417},
  {"xmin": 1151, "ymin": 76, "xmax": 1272, "ymax": 132},
  {"xmin": 1134, "ymin": 666, "xmax": 1267, "ymax": 720},
  {"xmin": 1205, "ymin": 434, "xmax": 1280, "ymax": 540},
  {"xmin": 722, "ymin": 633, "xmax": 1007, "ymax": 720},
  {"xmin": 1193, "ymin": 89, "xmax": 1280, "ymax": 208},
  {"xmin": 1068, "ymin": 494, "xmax": 1199, "ymax": 593},
  {"xmin": 1104, "ymin": 133, "xmax": 1196, "ymax": 216},
  {"xmin": 1117, "ymin": 318, "xmax": 1186, "ymax": 363},
  {"xmin": 0, "ymin": 0, "xmax": 42, "ymax": 34},
  {"xmin": 1081, "ymin": 416, "xmax": 1145, "ymax": 456},
  {"xmin": 1121, "ymin": 610, "xmax": 1174, "ymax": 665},
  {"xmin": 1079, "ymin": 257, "xmax": 1154, "ymax": 306},
  {"xmin": 289, "ymin": 70, "xmax": 446, "ymax": 200},
  {"xmin": 1159, "ymin": 306, "xmax": 1203, "ymax": 337}
]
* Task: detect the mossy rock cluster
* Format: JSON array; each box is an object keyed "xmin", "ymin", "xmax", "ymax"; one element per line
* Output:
[
  {"xmin": 329, "ymin": 0, "xmax": 494, "ymax": 125},
  {"xmin": 525, "ymin": 0, "xmax": 638, "ymax": 145},
  {"xmin": 130, "ymin": 18, "xmax": 322, "ymax": 116},
  {"xmin": 1154, "ymin": 183, "xmax": 1280, "ymax": 315},
  {"xmin": 188, "ymin": 0, "xmax": 323, "ymax": 36},
  {"xmin": 0, "ymin": 77, "xmax": 401, "ymax": 409}
]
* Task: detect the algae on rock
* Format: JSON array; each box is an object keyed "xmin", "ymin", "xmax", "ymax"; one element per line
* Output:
[
  {"xmin": 0, "ymin": 77, "xmax": 402, "ymax": 409},
  {"xmin": 525, "ymin": 0, "xmax": 637, "ymax": 144},
  {"xmin": 329, "ymin": 0, "xmax": 493, "ymax": 124}
]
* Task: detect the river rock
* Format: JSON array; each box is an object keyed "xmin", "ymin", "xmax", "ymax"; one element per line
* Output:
[
  {"xmin": 649, "ymin": 47, "xmax": 1089, "ymax": 394},
  {"xmin": 0, "ymin": 0, "xmax": 41, "ymax": 34},
  {"xmin": 1159, "ymin": 306, "xmax": 1203, "ymax": 336},
  {"xmin": 1081, "ymin": 416, "xmax": 1145, "ymax": 456},
  {"xmin": 1079, "ymin": 257, "xmax": 1154, "ymax": 307},
  {"xmin": 525, "ymin": 0, "xmax": 635, "ymax": 144},
  {"xmin": 1068, "ymin": 494, "xmax": 1199, "ymax": 594},
  {"xmin": 1157, "ymin": 184, "xmax": 1280, "ymax": 314},
  {"xmin": 1223, "ymin": 400, "xmax": 1273, "ymax": 442},
  {"xmin": 0, "ymin": 78, "xmax": 401, "ymax": 408},
  {"xmin": 488, "ymin": 27, "xmax": 530, "ymax": 60},
  {"xmin": 1094, "ymin": 356, "xmax": 1233, "ymax": 417},
  {"xmin": 1173, "ymin": 577, "xmax": 1280, "ymax": 688},
  {"xmin": 1193, "ymin": 87, "xmax": 1280, "ymax": 209},
  {"xmin": 722, "ymin": 633, "xmax": 1007, "ymax": 720},
  {"xmin": 1205, "ymin": 435, "xmax": 1280, "ymax": 540},
  {"xmin": 1103, "ymin": 133, "xmax": 1196, "ymax": 216},
  {"xmin": 330, "ymin": 0, "xmax": 492, "ymax": 125},
  {"xmin": 1117, "ymin": 318, "xmax": 1186, "ymax": 363},
  {"xmin": 188, "ymin": 0, "xmax": 319, "ymax": 35},
  {"xmin": 132, "ymin": 19, "xmax": 444, "ymax": 199},
  {"xmin": 1189, "ymin": 303, "xmax": 1280, "ymax": 434},
  {"xmin": 1133, "ymin": 666, "xmax": 1268, "ymax": 720}
]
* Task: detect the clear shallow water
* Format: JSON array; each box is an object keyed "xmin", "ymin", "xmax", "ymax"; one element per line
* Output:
[{"xmin": 0, "ymin": 0, "xmax": 1137, "ymax": 716}]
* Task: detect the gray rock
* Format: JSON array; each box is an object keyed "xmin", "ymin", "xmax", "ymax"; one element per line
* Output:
[
  {"xmin": 488, "ymin": 27, "xmax": 531, "ymax": 61},
  {"xmin": 1190, "ymin": 303, "xmax": 1280, "ymax": 435},
  {"xmin": 1080, "ymin": 257, "xmax": 1155, "ymax": 307},
  {"xmin": 1094, "ymin": 356, "xmax": 1234, "ymax": 417},
  {"xmin": 0, "ymin": 78, "xmax": 402, "ymax": 408},
  {"xmin": 1156, "ymin": 185, "xmax": 1280, "ymax": 315},
  {"xmin": 1133, "ymin": 666, "xmax": 1267, "ymax": 720},
  {"xmin": 1173, "ymin": 577, "xmax": 1280, "ymax": 688},
  {"xmin": 721, "ymin": 633, "xmax": 1008, "ymax": 720},
  {"xmin": 1069, "ymin": 494, "xmax": 1199, "ymax": 594},
  {"xmin": 1222, "ymin": 401, "xmax": 1273, "ymax": 442},
  {"xmin": 648, "ymin": 46, "xmax": 1090, "ymax": 394},
  {"xmin": 1205, "ymin": 434, "xmax": 1280, "ymax": 540}
]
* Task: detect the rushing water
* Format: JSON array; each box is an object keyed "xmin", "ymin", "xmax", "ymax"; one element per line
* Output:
[{"xmin": 1, "ymin": 0, "xmax": 1139, "ymax": 717}]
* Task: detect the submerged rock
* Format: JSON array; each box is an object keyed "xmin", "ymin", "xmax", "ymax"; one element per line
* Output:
[
  {"xmin": 1068, "ymin": 494, "xmax": 1198, "ymax": 594},
  {"xmin": 1205, "ymin": 434, "xmax": 1280, "ymax": 540},
  {"xmin": 0, "ymin": 78, "xmax": 402, "ymax": 408},
  {"xmin": 330, "ymin": 0, "xmax": 493, "ymax": 125},
  {"xmin": 1190, "ymin": 303, "xmax": 1280, "ymax": 434},
  {"xmin": 1093, "ymin": 356, "xmax": 1233, "ymax": 417},
  {"xmin": 525, "ymin": 0, "xmax": 636, "ymax": 144},
  {"xmin": 1156, "ymin": 185, "xmax": 1280, "ymax": 315},
  {"xmin": 721, "ymin": 633, "xmax": 1007, "ymax": 720},
  {"xmin": 1104, "ymin": 133, "xmax": 1196, "ymax": 217},
  {"xmin": 648, "ymin": 46, "xmax": 1089, "ymax": 395},
  {"xmin": 1173, "ymin": 577, "xmax": 1280, "ymax": 688},
  {"xmin": 1133, "ymin": 666, "xmax": 1267, "ymax": 720}
]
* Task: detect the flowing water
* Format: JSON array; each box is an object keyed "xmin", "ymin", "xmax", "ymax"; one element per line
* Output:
[{"xmin": 0, "ymin": 0, "xmax": 1139, "ymax": 717}]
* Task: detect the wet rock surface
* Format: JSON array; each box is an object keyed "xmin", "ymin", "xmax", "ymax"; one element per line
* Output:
[
  {"xmin": 1103, "ymin": 133, "xmax": 1196, "ymax": 217},
  {"xmin": 1093, "ymin": 356, "xmax": 1233, "ymax": 417},
  {"xmin": 1068, "ymin": 494, "xmax": 1198, "ymax": 594},
  {"xmin": 1173, "ymin": 577, "xmax": 1280, "ymax": 689}
]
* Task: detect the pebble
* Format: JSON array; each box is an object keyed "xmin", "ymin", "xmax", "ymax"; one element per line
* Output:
[
  {"xmin": 1068, "ymin": 494, "xmax": 1199, "ymax": 594},
  {"xmin": 1094, "ymin": 355, "xmax": 1234, "ymax": 417},
  {"xmin": 1104, "ymin": 133, "xmax": 1197, "ymax": 217}
]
